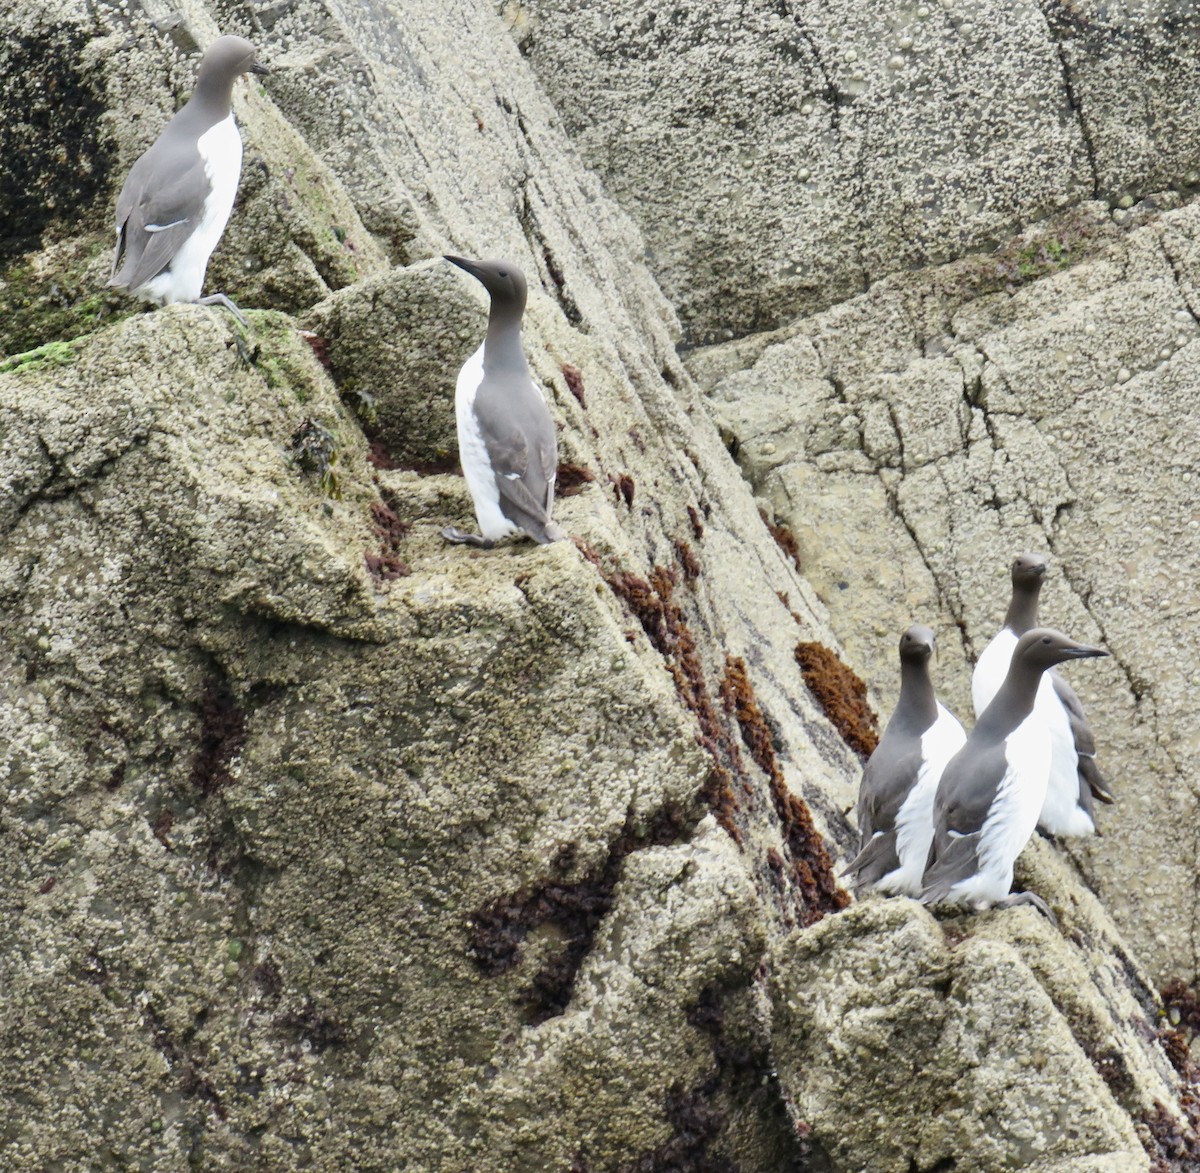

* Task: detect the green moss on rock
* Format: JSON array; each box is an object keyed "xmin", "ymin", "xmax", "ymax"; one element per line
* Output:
[
  {"xmin": 0, "ymin": 234, "xmax": 133, "ymax": 359},
  {"xmin": 0, "ymin": 337, "xmax": 81, "ymax": 374}
]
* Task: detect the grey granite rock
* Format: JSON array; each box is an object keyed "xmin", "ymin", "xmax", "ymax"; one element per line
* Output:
[
  {"xmin": 510, "ymin": 0, "xmax": 1200, "ymax": 345},
  {"xmin": 705, "ymin": 198, "xmax": 1200, "ymax": 991},
  {"xmin": 1, "ymin": 0, "xmax": 1197, "ymax": 1168}
]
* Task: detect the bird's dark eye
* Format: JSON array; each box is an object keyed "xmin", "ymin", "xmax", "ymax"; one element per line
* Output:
[
  {"xmin": 1042, "ymin": 636, "xmax": 1052, "ymax": 644},
  {"xmin": 498, "ymin": 270, "xmax": 508, "ymax": 278}
]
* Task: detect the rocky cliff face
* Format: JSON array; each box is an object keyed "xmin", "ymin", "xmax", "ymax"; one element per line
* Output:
[{"xmin": 2, "ymin": 1, "xmax": 1198, "ymax": 1170}]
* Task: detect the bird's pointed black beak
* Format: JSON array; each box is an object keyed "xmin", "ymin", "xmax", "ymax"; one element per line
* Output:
[
  {"xmin": 1065, "ymin": 645, "xmax": 1108, "ymax": 659},
  {"xmin": 444, "ymin": 254, "xmax": 481, "ymax": 277},
  {"xmin": 250, "ymin": 61, "xmax": 270, "ymax": 76}
]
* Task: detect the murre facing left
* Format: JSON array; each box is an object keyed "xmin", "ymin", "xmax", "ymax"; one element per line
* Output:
[
  {"xmin": 972, "ymin": 552, "xmax": 1112, "ymax": 837},
  {"xmin": 922, "ymin": 627, "xmax": 1109, "ymax": 921},
  {"xmin": 843, "ymin": 625, "xmax": 965, "ymax": 897},
  {"xmin": 441, "ymin": 256, "xmax": 564, "ymax": 548},
  {"xmin": 109, "ymin": 35, "xmax": 268, "ymax": 324}
]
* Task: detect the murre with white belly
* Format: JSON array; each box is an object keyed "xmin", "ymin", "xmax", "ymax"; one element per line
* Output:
[
  {"xmin": 109, "ymin": 35, "xmax": 268, "ymax": 324},
  {"xmin": 972, "ymin": 552, "xmax": 1112, "ymax": 836},
  {"xmin": 441, "ymin": 256, "xmax": 564, "ymax": 548},
  {"xmin": 922, "ymin": 627, "xmax": 1109, "ymax": 920},
  {"xmin": 843, "ymin": 625, "xmax": 966, "ymax": 897}
]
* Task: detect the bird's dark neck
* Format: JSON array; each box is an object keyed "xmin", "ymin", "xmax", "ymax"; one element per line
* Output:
[
  {"xmin": 483, "ymin": 306, "xmax": 527, "ymax": 372},
  {"xmin": 977, "ymin": 659, "xmax": 1043, "ymax": 738},
  {"xmin": 189, "ymin": 75, "xmax": 235, "ymax": 121},
  {"xmin": 895, "ymin": 658, "xmax": 938, "ymax": 731},
  {"xmin": 1003, "ymin": 580, "xmax": 1042, "ymax": 635}
]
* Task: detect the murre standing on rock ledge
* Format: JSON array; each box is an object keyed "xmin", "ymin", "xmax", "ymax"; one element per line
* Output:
[
  {"xmin": 441, "ymin": 256, "xmax": 564, "ymax": 548},
  {"xmin": 843, "ymin": 625, "xmax": 966, "ymax": 897},
  {"xmin": 922, "ymin": 627, "xmax": 1109, "ymax": 921},
  {"xmin": 109, "ymin": 35, "xmax": 268, "ymax": 325},
  {"xmin": 972, "ymin": 553, "xmax": 1113, "ymax": 837}
]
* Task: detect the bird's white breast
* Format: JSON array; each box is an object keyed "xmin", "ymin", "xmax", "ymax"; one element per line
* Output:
[
  {"xmin": 455, "ymin": 346, "xmax": 518, "ymax": 541},
  {"xmin": 1038, "ymin": 688, "xmax": 1094, "ymax": 835},
  {"xmin": 973, "ymin": 626, "xmax": 1091, "ymax": 835},
  {"xmin": 963, "ymin": 716, "xmax": 1050, "ymax": 903},
  {"xmin": 140, "ymin": 114, "xmax": 243, "ymax": 305},
  {"xmin": 887, "ymin": 702, "xmax": 967, "ymax": 896},
  {"xmin": 972, "ymin": 628, "xmax": 1017, "ymax": 717}
]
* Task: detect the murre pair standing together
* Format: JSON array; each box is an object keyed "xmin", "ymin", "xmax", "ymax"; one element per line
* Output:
[
  {"xmin": 845, "ymin": 554, "xmax": 1111, "ymax": 920},
  {"xmin": 110, "ymin": 36, "xmax": 565, "ymax": 551}
]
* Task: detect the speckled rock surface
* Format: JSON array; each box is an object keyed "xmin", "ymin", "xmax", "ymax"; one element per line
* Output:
[
  {"xmin": 703, "ymin": 197, "xmax": 1200, "ymax": 991},
  {"xmin": 509, "ymin": 0, "xmax": 1200, "ymax": 344},
  {"xmin": 0, "ymin": 304, "xmax": 816, "ymax": 1171},
  {"xmin": 303, "ymin": 261, "xmax": 481, "ymax": 469},
  {"xmin": 2, "ymin": 0, "xmax": 1199, "ymax": 1169},
  {"xmin": 772, "ymin": 898, "xmax": 1165, "ymax": 1171},
  {"xmin": 0, "ymin": 3, "xmax": 857, "ymax": 1167}
]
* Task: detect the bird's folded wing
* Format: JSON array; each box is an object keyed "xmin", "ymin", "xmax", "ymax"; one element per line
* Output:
[
  {"xmin": 841, "ymin": 829, "xmax": 900, "ymax": 888},
  {"xmin": 1049, "ymin": 669, "xmax": 1095, "ymax": 754},
  {"xmin": 856, "ymin": 746, "xmax": 922, "ymax": 840},
  {"xmin": 919, "ymin": 828, "xmax": 982, "ymax": 904},
  {"xmin": 476, "ymin": 402, "xmax": 556, "ymax": 527},
  {"xmin": 111, "ymin": 150, "xmax": 211, "ymax": 291},
  {"xmin": 1049, "ymin": 669, "xmax": 1112, "ymax": 801}
]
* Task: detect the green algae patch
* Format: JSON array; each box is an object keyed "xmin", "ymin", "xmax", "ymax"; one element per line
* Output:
[
  {"xmin": 0, "ymin": 338, "xmax": 82, "ymax": 375},
  {"xmin": 241, "ymin": 309, "xmax": 319, "ymax": 402},
  {"xmin": 0, "ymin": 234, "xmax": 135, "ymax": 359}
]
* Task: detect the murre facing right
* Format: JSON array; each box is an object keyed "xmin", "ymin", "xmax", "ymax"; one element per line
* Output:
[
  {"xmin": 441, "ymin": 256, "xmax": 564, "ymax": 548},
  {"xmin": 922, "ymin": 627, "xmax": 1109, "ymax": 921},
  {"xmin": 973, "ymin": 552, "xmax": 1112, "ymax": 837},
  {"xmin": 109, "ymin": 35, "xmax": 268, "ymax": 324},
  {"xmin": 843, "ymin": 625, "xmax": 965, "ymax": 897}
]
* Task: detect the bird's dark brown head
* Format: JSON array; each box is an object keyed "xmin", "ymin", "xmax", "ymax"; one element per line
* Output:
[
  {"xmin": 1015, "ymin": 627, "xmax": 1108, "ymax": 670},
  {"xmin": 1011, "ymin": 551, "xmax": 1049, "ymax": 589},
  {"xmin": 444, "ymin": 256, "xmax": 528, "ymax": 316},
  {"xmin": 898, "ymin": 624, "xmax": 935, "ymax": 664}
]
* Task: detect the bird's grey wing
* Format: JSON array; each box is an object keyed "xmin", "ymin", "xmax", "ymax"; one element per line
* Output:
[
  {"xmin": 919, "ymin": 827, "xmax": 982, "ymax": 905},
  {"xmin": 111, "ymin": 141, "xmax": 211, "ymax": 291},
  {"xmin": 842, "ymin": 741, "xmax": 921, "ymax": 886},
  {"xmin": 920, "ymin": 742, "xmax": 1004, "ymax": 903},
  {"xmin": 474, "ymin": 375, "xmax": 558, "ymax": 532},
  {"xmin": 841, "ymin": 833, "xmax": 900, "ymax": 889},
  {"xmin": 1050, "ymin": 668, "xmax": 1113, "ymax": 803}
]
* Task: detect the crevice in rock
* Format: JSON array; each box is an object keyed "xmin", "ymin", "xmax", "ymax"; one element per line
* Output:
[
  {"xmin": 610, "ymin": 1072, "xmax": 732, "ymax": 1173},
  {"xmin": 758, "ymin": 508, "xmax": 802, "ymax": 572},
  {"xmin": 189, "ymin": 672, "xmax": 248, "ymax": 799},
  {"xmin": 1038, "ymin": 8, "xmax": 1102, "ymax": 200},
  {"xmin": 1157, "ymin": 231, "xmax": 1200, "ymax": 328},
  {"xmin": 876, "ymin": 465, "xmax": 973, "ymax": 664},
  {"xmin": 273, "ymin": 998, "xmax": 349, "ymax": 1054},
  {"xmin": 10, "ymin": 429, "xmax": 151, "ymax": 526},
  {"xmin": 600, "ymin": 562, "xmax": 742, "ymax": 841},
  {"xmin": 767, "ymin": 1, "xmax": 872, "ymax": 296},
  {"xmin": 506, "ymin": 102, "xmax": 585, "ymax": 328},
  {"xmin": 1054, "ymin": 558, "xmax": 1148, "ymax": 710},
  {"xmin": 0, "ymin": 22, "xmax": 115, "ymax": 261}
]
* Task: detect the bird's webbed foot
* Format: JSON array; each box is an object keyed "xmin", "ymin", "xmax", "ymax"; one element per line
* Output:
[
  {"xmin": 196, "ymin": 292, "xmax": 249, "ymax": 327},
  {"xmin": 993, "ymin": 890, "xmax": 1058, "ymax": 927},
  {"xmin": 441, "ymin": 526, "xmax": 495, "ymax": 549}
]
